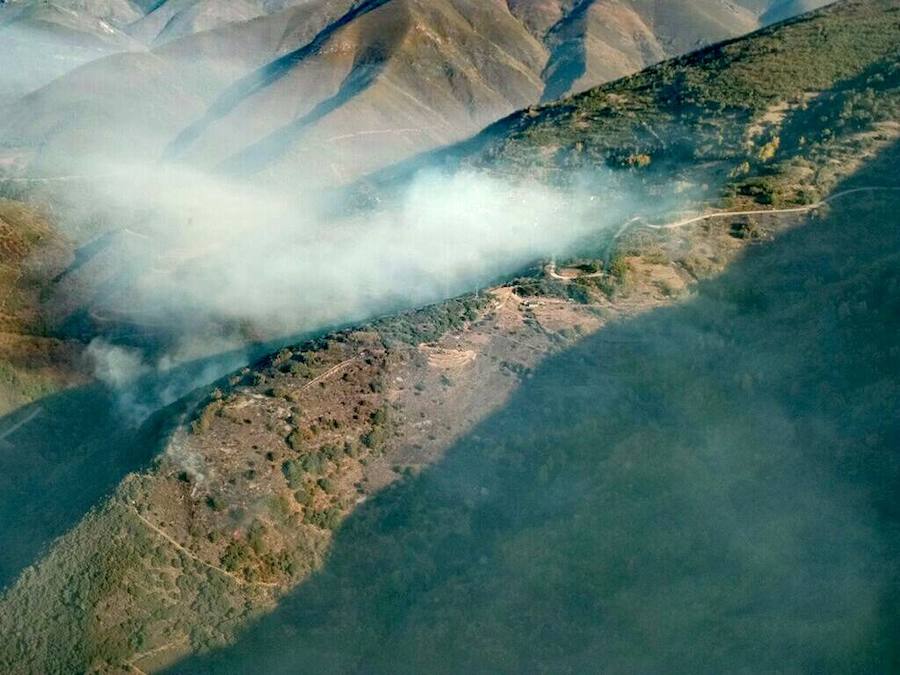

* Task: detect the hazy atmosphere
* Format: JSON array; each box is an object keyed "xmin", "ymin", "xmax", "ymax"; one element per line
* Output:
[{"xmin": 0, "ymin": 1, "xmax": 897, "ymax": 673}]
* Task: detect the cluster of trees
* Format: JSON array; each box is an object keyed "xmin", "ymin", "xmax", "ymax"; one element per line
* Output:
[{"xmin": 372, "ymin": 295, "xmax": 489, "ymax": 346}]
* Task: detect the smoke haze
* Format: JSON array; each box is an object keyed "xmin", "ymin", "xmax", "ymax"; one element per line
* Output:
[{"xmin": 33, "ymin": 154, "xmax": 667, "ymax": 416}]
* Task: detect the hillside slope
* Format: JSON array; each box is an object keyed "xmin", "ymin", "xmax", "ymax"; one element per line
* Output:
[
  {"xmin": 0, "ymin": 0, "xmax": 142, "ymax": 107},
  {"xmin": 0, "ymin": 2, "xmax": 897, "ymax": 671},
  {"xmin": 375, "ymin": 0, "xmax": 898, "ymax": 213},
  {"xmin": 0, "ymin": 0, "xmax": 835, "ymax": 184},
  {"xmin": 178, "ymin": 140, "xmax": 900, "ymax": 674},
  {"xmin": 0, "ymin": 199, "xmax": 84, "ymax": 415}
]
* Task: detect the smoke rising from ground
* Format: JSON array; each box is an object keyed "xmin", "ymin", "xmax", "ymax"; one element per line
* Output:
[{"xmin": 47, "ymin": 155, "xmax": 662, "ymax": 416}]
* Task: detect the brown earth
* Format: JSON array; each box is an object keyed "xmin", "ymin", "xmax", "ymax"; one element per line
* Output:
[{"xmin": 0, "ymin": 199, "xmax": 85, "ymax": 415}]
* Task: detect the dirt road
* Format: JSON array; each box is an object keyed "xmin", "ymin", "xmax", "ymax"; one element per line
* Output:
[
  {"xmin": 548, "ymin": 186, "xmax": 900, "ymax": 281},
  {"xmin": 630, "ymin": 186, "xmax": 900, "ymax": 233}
]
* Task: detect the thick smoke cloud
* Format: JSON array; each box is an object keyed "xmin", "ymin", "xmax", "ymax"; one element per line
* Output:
[
  {"xmin": 85, "ymin": 163, "xmax": 602, "ymax": 327},
  {"xmin": 42, "ymin": 155, "xmax": 662, "ymax": 418}
]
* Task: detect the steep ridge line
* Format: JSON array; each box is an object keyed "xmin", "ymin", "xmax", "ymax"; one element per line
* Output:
[{"xmin": 164, "ymin": 0, "xmax": 395, "ymax": 160}]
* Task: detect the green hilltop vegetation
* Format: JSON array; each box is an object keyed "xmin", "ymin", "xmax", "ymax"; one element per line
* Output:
[{"xmin": 449, "ymin": 0, "xmax": 900, "ymax": 209}]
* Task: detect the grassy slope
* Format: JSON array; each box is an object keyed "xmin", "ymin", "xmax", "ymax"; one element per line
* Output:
[
  {"xmin": 175, "ymin": 138, "xmax": 900, "ymax": 675},
  {"xmin": 362, "ymin": 0, "xmax": 899, "ymax": 234},
  {"xmin": 0, "ymin": 199, "xmax": 83, "ymax": 415},
  {"xmin": 460, "ymin": 0, "xmax": 900, "ymax": 204}
]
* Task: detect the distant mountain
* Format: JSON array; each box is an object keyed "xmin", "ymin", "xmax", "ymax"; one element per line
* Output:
[
  {"xmin": 0, "ymin": 0, "xmax": 142, "ymax": 106},
  {"xmin": 0, "ymin": 0, "xmax": 835, "ymax": 185}
]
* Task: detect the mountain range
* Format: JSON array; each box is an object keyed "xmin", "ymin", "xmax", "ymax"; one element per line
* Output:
[{"xmin": 1, "ymin": 0, "xmax": 833, "ymax": 183}]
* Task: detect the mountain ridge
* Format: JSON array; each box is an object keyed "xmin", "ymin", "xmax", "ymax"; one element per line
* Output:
[
  {"xmin": 0, "ymin": 1, "xmax": 896, "ymax": 670},
  {"xmin": 1, "ymin": 0, "xmax": 835, "ymax": 184}
]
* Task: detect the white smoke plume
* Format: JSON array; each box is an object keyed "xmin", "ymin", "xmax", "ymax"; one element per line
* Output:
[
  {"xmin": 30, "ymin": 152, "xmax": 663, "ymax": 421},
  {"xmin": 56, "ymin": 158, "xmax": 649, "ymax": 341}
]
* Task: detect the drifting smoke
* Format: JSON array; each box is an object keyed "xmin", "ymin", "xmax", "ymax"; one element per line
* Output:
[
  {"xmin": 80, "ymin": 162, "xmax": 614, "ymax": 329},
  {"xmin": 85, "ymin": 339, "xmax": 156, "ymax": 423},
  {"xmin": 46, "ymin": 154, "xmax": 665, "ymax": 420},
  {"xmin": 85, "ymin": 339, "xmax": 150, "ymax": 389},
  {"xmin": 84, "ymin": 337, "xmax": 250, "ymax": 424}
]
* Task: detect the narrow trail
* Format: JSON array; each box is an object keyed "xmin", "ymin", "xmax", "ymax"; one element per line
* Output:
[
  {"xmin": 626, "ymin": 186, "xmax": 900, "ymax": 235},
  {"xmin": 126, "ymin": 506, "xmax": 278, "ymax": 589},
  {"xmin": 127, "ymin": 638, "xmax": 188, "ymax": 672},
  {"xmin": 0, "ymin": 171, "xmax": 123, "ymax": 184},
  {"xmin": 549, "ymin": 186, "xmax": 900, "ymax": 281},
  {"xmin": 0, "ymin": 406, "xmax": 43, "ymax": 449},
  {"xmin": 298, "ymin": 355, "xmax": 362, "ymax": 393},
  {"xmin": 324, "ymin": 126, "xmax": 445, "ymax": 143},
  {"xmin": 546, "ymin": 265, "xmax": 603, "ymax": 281}
]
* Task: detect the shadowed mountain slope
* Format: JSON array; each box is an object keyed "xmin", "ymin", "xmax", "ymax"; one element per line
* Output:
[{"xmin": 173, "ymin": 140, "xmax": 900, "ymax": 674}]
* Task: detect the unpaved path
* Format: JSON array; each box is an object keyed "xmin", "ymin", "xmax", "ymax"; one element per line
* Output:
[
  {"xmin": 0, "ymin": 406, "xmax": 42, "ymax": 449},
  {"xmin": 0, "ymin": 171, "xmax": 123, "ymax": 184},
  {"xmin": 127, "ymin": 638, "xmax": 189, "ymax": 673},
  {"xmin": 298, "ymin": 356, "xmax": 362, "ymax": 393},
  {"xmin": 127, "ymin": 507, "xmax": 278, "ymax": 589},
  {"xmin": 628, "ymin": 186, "xmax": 900, "ymax": 234},
  {"xmin": 547, "ymin": 186, "xmax": 900, "ymax": 281}
]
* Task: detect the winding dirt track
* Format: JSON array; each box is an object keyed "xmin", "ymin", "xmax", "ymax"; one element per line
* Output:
[
  {"xmin": 127, "ymin": 507, "xmax": 278, "ymax": 589},
  {"xmin": 0, "ymin": 406, "xmax": 43, "ymax": 449},
  {"xmin": 0, "ymin": 171, "xmax": 124, "ymax": 184},
  {"xmin": 127, "ymin": 638, "xmax": 189, "ymax": 674},
  {"xmin": 298, "ymin": 355, "xmax": 362, "ymax": 393},
  {"xmin": 629, "ymin": 186, "xmax": 900, "ymax": 233},
  {"xmin": 548, "ymin": 186, "xmax": 900, "ymax": 281}
]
